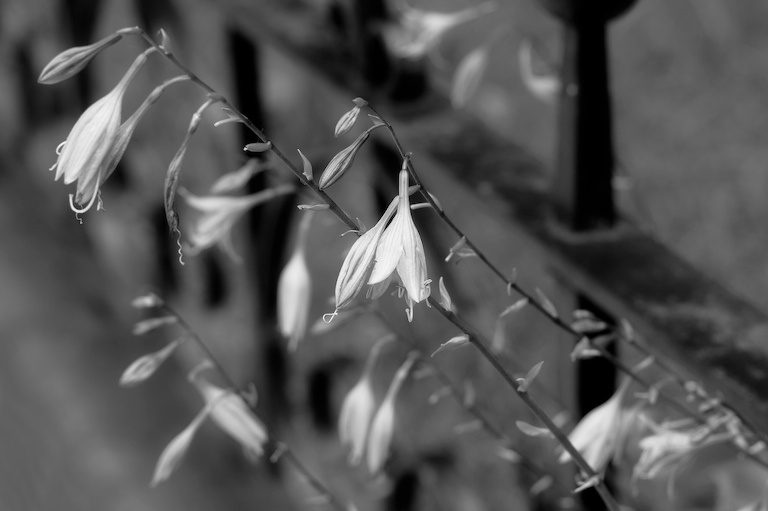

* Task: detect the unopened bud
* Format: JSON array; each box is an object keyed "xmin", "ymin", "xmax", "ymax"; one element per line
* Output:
[
  {"xmin": 38, "ymin": 32, "xmax": 123, "ymax": 84},
  {"xmin": 318, "ymin": 129, "xmax": 373, "ymax": 189}
]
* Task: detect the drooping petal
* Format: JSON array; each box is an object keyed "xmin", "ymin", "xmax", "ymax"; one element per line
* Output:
[
  {"xmin": 191, "ymin": 376, "xmax": 268, "ymax": 459},
  {"xmin": 151, "ymin": 405, "xmax": 211, "ymax": 486},
  {"xmin": 335, "ymin": 197, "xmax": 399, "ymax": 309},
  {"xmin": 278, "ymin": 212, "xmax": 313, "ymax": 351},
  {"xmin": 366, "ymin": 352, "xmax": 419, "ymax": 473}
]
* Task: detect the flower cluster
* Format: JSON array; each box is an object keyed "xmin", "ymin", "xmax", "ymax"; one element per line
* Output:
[{"xmin": 333, "ymin": 168, "xmax": 431, "ymax": 321}]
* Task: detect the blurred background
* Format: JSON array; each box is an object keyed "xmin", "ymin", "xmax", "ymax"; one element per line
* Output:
[{"xmin": 1, "ymin": 0, "xmax": 768, "ymax": 510}]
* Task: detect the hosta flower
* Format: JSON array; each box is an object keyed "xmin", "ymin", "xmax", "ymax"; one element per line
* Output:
[
  {"xmin": 366, "ymin": 352, "xmax": 419, "ymax": 473},
  {"xmin": 334, "ymin": 196, "xmax": 399, "ymax": 311},
  {"xmin": 633, "ymin": 416, "xmax": 729, "ymax": 480},
  {"xmin": 179, "ymin": 184, "xmax": 294, "ymax": 261},
  {"xmin": 277, "ymin": 212, "xmax": 313, "ymax": 351},
  {"xmin": 191, "ymin": 374, "xmax": 268, "ymax": 459},
  {"xmin": 384, "ymin": 4, "xmax": 494, "ymax": 59},
  {"xmin": 51, "ymin": 49, "xmax": 152, "ymax": 214},
  {"xmin": 368, "ymin": 170, "xmax": 430, "ymax": 314},
  {"xmin": 338, "ymin": 336, "xmax": 392, "ymax": 465},
  {"xmin": 559, "ymin": 379, "xmax": 631, "ymax": 473}
]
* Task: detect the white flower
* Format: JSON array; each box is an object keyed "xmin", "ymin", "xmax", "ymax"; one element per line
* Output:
[
  {"xmin": 559, "ymin": 379, "xmax": 630, "ymax": 473},
  {"xmin": 368, "ymin": 170, "xmax": 430, "ymax": 313},
  {"xmin": 334, "ymin": 197, "xmax": 399, "ymax": 311},
  {"xmin": 51, "ymin": 50, "xmax": 151, "ymax": 214},
  {"xmin": 191, "ymin": 374, "xmax": 268, "ymax": 459},
  {"xmin": 278, "ymin": 212, "xmax": 313, "ymax": 351},
  {"xmin": 384, "ymin": 4, "xmax": 494, "ymax": 60},
  {"xmin": 338, "ymin": 336, "xmax": 392, "ymax": 464},
  {"xmin": 179, "ymin": 184, "xmax": 293, "ymax": 261},
  {"xmin": 366, "ymin": 352, "xmax": 418, "ymax": 473}
]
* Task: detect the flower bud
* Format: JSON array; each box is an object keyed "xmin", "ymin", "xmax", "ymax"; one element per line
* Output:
[
  {"xmin": 38, "ymin": 32, "xmax": 123, "ymax": 84},
  {"xmin": 334, "ymin": 105, "xmax": 361, "ymax": 137},
  {"xmin": 318, "ymin": 129, "xmax": 373, "ymax": 189}
]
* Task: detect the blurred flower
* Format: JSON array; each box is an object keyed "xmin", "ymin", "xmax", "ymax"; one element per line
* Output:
[
  {"xmin": 191, "ymin": 374, "xmax": 268, "ymax": 459},
  {"xmin": 151, "ymin": 404, "xmax": 211, "ymax": 486},
  {"xmin": 366, "ymin": 352, "xmax": 419, "ymax": 473},
  {"xmin": 384, "ymin": 3, "xmax": 494, "ymax": 60},
  {"xmin": 559, "ymin": 379, "xmax": 631, "ymax": 473},
  {"xmin": 179, "ymin": 184, "xmax": 293, "ymax": 261},
  {"xmin": 339, "ymin": 336, "xmax": 392, "ymax": 465},
  {"xmin": 633, "ymin": 416, "xmax": 729, "ymax": 480},
  {"xmin": 519, "ymin": 38, "xmax": 560, "ymax": 104},
  {"xmin": 51, "ymin": 49, "xmax": 152, "ymax": 214},
  {"xmin": 368, "ymin": 169, "xmax": 431, "ymax": 317},
  {"xmin": 277, "ymin": 212, "xmax": 314, "ymax": 351}
]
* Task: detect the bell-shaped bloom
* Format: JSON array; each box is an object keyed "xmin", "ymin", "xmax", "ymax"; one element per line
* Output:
[
  {"xmin": 338, "ymin": 336, "xmax": 391, "ymax": 465},
  {"xmin": 191, "ymin": 374, "xmax": 268, "ymax": 459},
  {"xmin": 179, "ymin": 184, "xmax": 294, "ymax": 261},
  {"xmin": 151, "ymin": 404, "xmax": 211, "ymax": 487},
  {"xmin": 334, "ymin": 197, "xmax": 399, "ymax": 311},
  {"xmin": 366, "ymin": 352, "xmax": 419, "ymax": 474},
  {"xmin": 277, "ymin": 212, "xmax": 313, "ymax": 351},
  {"xmin": 385, "ymin": 4, "xmax": 494, "ymax": 60},
  {"xmin": 368, "ymin": 170, "xmax": 431, "ymax": 309},
  {"xmin": 559, "ymin": 379, "xmax": 631, "ymax": 474},
  {"xmin": 51, "ymin": 49, "xmax": 152, "ymax": 214}
]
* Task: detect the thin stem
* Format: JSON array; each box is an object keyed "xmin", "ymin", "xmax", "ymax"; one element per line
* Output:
[
  {"xmin": 162, "ymin": 304, "xmax": 346, "ymax": 511},
  {"xmin": 428, "ymin": 298, "xmax": 621, "ymax": 511},
  {"xmin": 366, "ymin": 105, "xmax": 768, "ymax": 467},
  {"xmin": 130, "ymin": 27, "xmax": 357, "ymax": 232}
]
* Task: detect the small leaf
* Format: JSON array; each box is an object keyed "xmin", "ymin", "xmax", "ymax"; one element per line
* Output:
[
  {"xmin": 209, "ymin": 160, "xmax": 263, "ymax": 194},
  {"xmin": 570, "ymin": 337, "xmax": 601, "ymax": 361},
  {"xmin": 453, "ymin": 420, "xmax": 483, "ymax": 435},
  {"xmin": 158, "ymin": 28, "xmax": 173, "ymax": 54},
  {"xmin": 427, "ymin": 386, "xmax": 452, "ymax": 405},
  {"xmin": 431, "ymin": 334, "xmax": 470, "ymax": 357},
  {"xmin": 535, "ymin": 288, "xmax": 558, "ymax": 318},
  {"xmin": 119, "ymin": 338, "xmax": 183, "ymax": 387},
  {"xmin": 497, "ymin": 446, "xmax": 521, "ymax": 463},
  {"xmin": 131, "ymin": 293, "xmax": 163, "ymax": 309},
  {"xmin": 517, "ymin": 361, "xmax": 543, "ymax": 392},
  {"xmin": 499, "ymin": 298, "xmax": 528, "ymax": 318},
  {"xmin": 573, "ymin": 475, "xmax": 601, "ymax": 493},
  {"xmin": 243, "ymin": 142, "xmax": 272, "ymax": 153},
  {"xmin": 132, "ymin": 316, "xmax": 177, "ymax": 335},
  {"xmin": 451, "ymin": 45, "xmax": 489, "ymax": 108},
  {"xmin": 151, "ymin": 405, "xmax": 211, "ymax": 486},
  {"xmin": 438, "ymin": 277, "xmax": 453, "ymax": 312},
  {"xmin": 529, "ymin": 475, "xmax": 553, "ymax": 496},
  {"xmin": 297, "ymin": 204, "xmax": 329, "ymax": 211},
  {"xmin": 297, "ymin": 149, "xmax": 313, "ymax": 181},
  {"xmin": 516, "ymin": 420, "xmax": 554, "ymax": 438}
]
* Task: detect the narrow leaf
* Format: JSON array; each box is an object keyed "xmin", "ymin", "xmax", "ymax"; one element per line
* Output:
[{"xmin": 516, "ymin": 420, "xmax": 554, "ymax": 438}]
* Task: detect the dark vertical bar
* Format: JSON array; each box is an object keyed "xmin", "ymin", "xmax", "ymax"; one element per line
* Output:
[
  {"xmin": 62, "ymin": 0, "xmax": 102, "ymax": 106},
  {"xmin": 228, "ymin": 29, "xmax": 291, "ymax": 431},
  {"xmin": 538, "ymin": 2, "xmax": 637, "ymax": 508},
  {"xmin": 553, "ymin": 17, "xmax": 615, "ymax": 231}
]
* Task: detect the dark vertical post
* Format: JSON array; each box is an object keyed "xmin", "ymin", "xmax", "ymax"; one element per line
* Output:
[
  {"xmin": 227, "ymin": 30, "xmax": 291, "ymax": 431},
  {"xmin": 535, "ymin": 1, "xmax": 637, "ymax": 509},
  {"xmin": 554, "ymin": 18, "xmax": 615, "ymax": 230}
]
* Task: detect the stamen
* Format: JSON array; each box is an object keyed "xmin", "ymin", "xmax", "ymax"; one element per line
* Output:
[
  {"xmin": 322, "ymin": 310, "xmax": 339, "ymax": 323},
  {"xmin": 69, "ymin": 189, "xmax": 99, "ymax": 216},
  {"xmin": 175, "ymin": 230, "xmax": 185, "ymax": 266},
  {"xmin": 405, "ymin": 306, "xmax": 414, "ymax": 323},
  {"xmin": 55, "ymin": 141, "xmax": 66, "ymax": 155}
]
